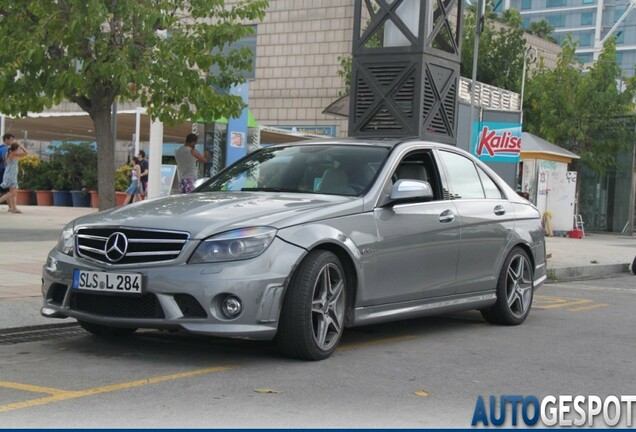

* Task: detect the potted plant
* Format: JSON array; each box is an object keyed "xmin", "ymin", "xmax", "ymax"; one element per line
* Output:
[
  {"xmin": 115, "ymin": 163, "xmax": 132, "ymax": 206},
  {"xmin": 48, "ymin": 142, "xmax": 98, "ymax": 207},
  {"xmin": 31, "ymin": 162, "xmax": 54, "ymax": 206},
  {"xmin": 17, "ymin": 154, "xmax": 41, "ymax": 205}
]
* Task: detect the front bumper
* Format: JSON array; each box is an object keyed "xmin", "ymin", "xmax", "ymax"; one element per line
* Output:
[{"xmin": 41, "ymin": 238, "xmax": 306, "ymax": 340}]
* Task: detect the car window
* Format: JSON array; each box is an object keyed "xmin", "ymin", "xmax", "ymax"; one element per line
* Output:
[
  {"xmin": 389, "ymin": 150, "xmax": 443, "ymax": 200},
  {"xmin": 196, "ymin": 145, "xmax": 390, "ymax": 197},
  {"xmin": 438, "ymin": 151, "xmax": 485, "ymax": 199},
  {"xmin": 477, "ymin": 166, "xmax": 504, "ymax": 199}
]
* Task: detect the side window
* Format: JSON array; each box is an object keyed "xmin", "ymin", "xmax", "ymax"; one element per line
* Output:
[
  {"xmin": 477, "ymin": 166, "xmax": 504, "ymax": 199},
  {"xmin": 390, "ymin": 150, "xmax": 443, "ymax": 200},
  {"xmin": 438, "ymin": 151, "xmax": 485, "ymax": 199}
]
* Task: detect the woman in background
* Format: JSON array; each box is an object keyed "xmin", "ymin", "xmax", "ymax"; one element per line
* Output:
[
  {"xmin": 123, "ymin": 157, "xmax": 144, "ymax": 205},
  {"xmin": 0, "ymin": 141, "xmax": 28, "ymax": 213}
]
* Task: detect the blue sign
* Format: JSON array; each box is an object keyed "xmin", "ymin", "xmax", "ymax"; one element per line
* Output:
[
  {"xmin": 472, "ymin": 121, "xmax": 522, "ymax": 163},
  {"xmin": 277, "ymin": 125, "xmax": 336, "ymax": 137},
  {"xmin": 226, "ymin": 82, "xmax": 250, "ymax": 166}
]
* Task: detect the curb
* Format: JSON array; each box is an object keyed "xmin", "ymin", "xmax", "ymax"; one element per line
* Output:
[{"xmin": 547, "ymin": 263, "xmax": 631, "ymax": 283}]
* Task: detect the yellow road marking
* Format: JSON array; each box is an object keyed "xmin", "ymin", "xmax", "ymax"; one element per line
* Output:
[
  {"xmin": 0, "ymin": 365, "xmax": 236, "ymax": 413},
  {"xmin": 338, "ymin": 335, "xmax": 416, "ymax": 351},
  {"xmin": 533, "ymin": 295, "xmax": 607, "ymax": 312},
  {"xmin": 568, "ymin": 303, "xmax": 609, "ymax": 312},
  {"xmin": 0, "ymin": 381, "xmax": 69, "ymax": 396}
]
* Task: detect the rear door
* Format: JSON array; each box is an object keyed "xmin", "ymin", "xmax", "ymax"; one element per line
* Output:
[{"xmin": 436, "ymin": 150, "xmax": 515, "ymax": 294}]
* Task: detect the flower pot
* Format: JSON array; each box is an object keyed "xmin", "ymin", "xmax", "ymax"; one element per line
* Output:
[
  {"xmin": 35, "ymin": 190, "xmax": 54, "ymax": 206},
  {"xmin": 16, "ymin": 189, "xmax": 34, "ymax": 206},
  {"xmin": 70, "ymin": 190, "xmax": 91, "ymax": 207},
  {"xmin": 52, "ymin": 190, "xmax": 73, "ymax": 207},
  {"xmin": 89, "ymin": 190, "xmax": 99, "ymax": 208},
  {"xmin": 116, "ymin": 191, "xmax": 127, "ymax": 206}
]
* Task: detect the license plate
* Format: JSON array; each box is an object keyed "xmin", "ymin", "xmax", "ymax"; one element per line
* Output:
[{"xmin": 72, "ymin": 269, "xmax": 142, "ymax": 294}]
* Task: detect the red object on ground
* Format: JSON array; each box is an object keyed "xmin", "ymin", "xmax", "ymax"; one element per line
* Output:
[{"xmin": 568, "ymin": 229, "xmax": 584, "ymax": 239}]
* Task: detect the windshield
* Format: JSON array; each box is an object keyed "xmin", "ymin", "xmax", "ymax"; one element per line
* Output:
[{"xmin": 196, "ymin": 144, "xmax": 390, "ymax": 196}]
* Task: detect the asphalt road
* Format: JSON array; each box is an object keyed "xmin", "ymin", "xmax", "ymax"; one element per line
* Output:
[{"xmin": 0, "ymin": 274, "xmax": 634, "ymax": 428}]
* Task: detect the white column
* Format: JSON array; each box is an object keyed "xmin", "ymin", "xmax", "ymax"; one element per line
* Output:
[
  {"xmin": 593, "ymin": 0, "xmax": 605, "ymax": 60},
  {"xmin": 134, "ymin": 107, "xmax": 141, "ymax": 155},
  {"xmin": 147, "ymin": 120, "xmax": 163, "ymax": 199},
  {"xmin": 0, "ymin": 115, "xmax": 5, "ymax": 137}
]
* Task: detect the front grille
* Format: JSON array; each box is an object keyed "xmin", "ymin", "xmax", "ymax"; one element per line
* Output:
[
  {"xmin": 76, "ymin": 227, "xmax": 189, "ymax": 265},
  {"xmin": 174, "ymin": 294, "xmax": 207, "ymax": 318},
  {"xmin": 70, "ymin": 291, "xmax": 165, "ymax": 319}
]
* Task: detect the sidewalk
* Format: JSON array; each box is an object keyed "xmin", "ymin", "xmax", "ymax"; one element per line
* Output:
[{"xmin": 1, "ymin": 205, "xmax": 635, "ymax": 329}]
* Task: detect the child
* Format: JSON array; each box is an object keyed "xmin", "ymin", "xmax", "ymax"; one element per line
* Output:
[{"xmin": 0, "ymin": 141, "xmax": 29, "ymax": 213}]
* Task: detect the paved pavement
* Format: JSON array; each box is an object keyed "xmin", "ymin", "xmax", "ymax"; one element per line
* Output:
[{"xmin": 0, "ymin": 205, "xmax": 634, "ymax": 330}]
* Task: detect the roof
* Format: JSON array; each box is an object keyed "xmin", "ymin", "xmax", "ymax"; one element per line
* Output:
[{"xmin": 521, "ymin": 132, "xmax": 580, "ymax": 160}]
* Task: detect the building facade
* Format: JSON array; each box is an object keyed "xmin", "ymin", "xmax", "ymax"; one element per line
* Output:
[{"xmin": 499, "ymin": 0, "xmax": 636, "ymax": 76}]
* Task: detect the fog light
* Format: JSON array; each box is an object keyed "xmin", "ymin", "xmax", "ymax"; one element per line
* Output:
[{"xmin": 222, "ymin": 296, "xmax": 242, "ymax": 318}]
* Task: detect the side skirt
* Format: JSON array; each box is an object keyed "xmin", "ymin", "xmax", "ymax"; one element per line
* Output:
[{"xmin": 352, "ymin": 292, "xmax": 497, "ymax": 327}]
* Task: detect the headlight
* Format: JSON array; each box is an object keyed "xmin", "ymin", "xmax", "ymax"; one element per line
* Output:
[
  {"xmin": 56, "ymin": 224, "xmax": 75, "ymax": 256},
  {"xmin": 190, "ymin": 227, "xmax": 277, "ymax": 263}
]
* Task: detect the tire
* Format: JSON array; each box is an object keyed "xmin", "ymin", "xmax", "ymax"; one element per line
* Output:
[
  {"xmin": 78, "ymin": 320, "xmax": 138, "ymax": 337},
  {"xmin": 481, "ymin": 247, "xmax": 534, "ymax": 325},
  {"xmin": 277, "ymin": 250, "xmax": 347, "ymax": 361},
  {"xmin": 631, "ymin": 255, "xmax": 636, "ymax": 275}
]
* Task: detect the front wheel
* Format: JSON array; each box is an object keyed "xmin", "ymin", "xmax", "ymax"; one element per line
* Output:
[
  {"xmin": 481, "ymin": 247, "xmax": 534, "ymax": 325},
  {"xmin": 277, "ymin": 250, "xmax": 347, "ymax": 361},
  {"xmin": 78, "ymin": 320, "xmax": 138, "ymax": 337}
]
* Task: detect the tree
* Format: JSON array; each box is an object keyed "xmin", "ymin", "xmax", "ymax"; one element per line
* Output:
[
  {"xmin": 0, "ymin": 0, "xmax": 268, "ymax": 209},
  {"xmin": 461, "ymin": 6, "xmax": 527, "ymax": 93},
  {"xmin": 528, "ymin": 19, "xmax": 557, "ymax": 43},
  {"xmin": 524, "ymin": 36, "xmax": 636, "ymax": 174}
]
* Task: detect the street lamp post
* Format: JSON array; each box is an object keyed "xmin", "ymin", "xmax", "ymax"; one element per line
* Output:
[{"xmin": 520, "ymin": 46, "xmax": 537, "ymax": 126}]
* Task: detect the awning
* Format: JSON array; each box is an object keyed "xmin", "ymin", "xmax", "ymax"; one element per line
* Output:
[{"xmin": 521, "ymin": 132, "xmax": 580, "ymax": 161}]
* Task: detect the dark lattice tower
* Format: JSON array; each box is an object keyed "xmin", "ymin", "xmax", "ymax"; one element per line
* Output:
[{"xmin": 349, "ymin": 0, "xmax": 463, "ymax": 144}]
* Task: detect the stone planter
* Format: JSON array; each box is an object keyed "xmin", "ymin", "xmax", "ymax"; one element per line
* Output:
[
  {"xmin": 89, "ymin": 190, "xmax": 99, "ymax": 208},
  {"xmin": 70, "ymin": 190, "xmax": 91, "ymax": 207},
  {"xmin": 52, "ymin": 190, "xmax": 73, "ymax": 207},
  {"xmin": 16, "ymin": 189, "xmax": 34, "ymax": 206},
  {"xmin": 35, "ymin": 190, "xmax": 54, "ymax": 206},
  {"xmin": 116, "ymin": 191, "xmax": 127, "ymax": 206}
]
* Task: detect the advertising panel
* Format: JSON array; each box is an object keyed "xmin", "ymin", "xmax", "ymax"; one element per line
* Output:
[{"xmin": 472, "ymin": 121, "xmax": 522, "ymax": 163}]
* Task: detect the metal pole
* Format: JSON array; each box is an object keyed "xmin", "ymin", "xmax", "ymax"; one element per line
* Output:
[{"xmin": 468, "ymin": 0, "xmax": 485, "ymax": 150}]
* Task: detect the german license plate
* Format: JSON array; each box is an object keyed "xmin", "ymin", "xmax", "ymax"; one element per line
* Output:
[{"xmin": 72, "ymin": 269, "xmax": 142, "ymax": 294}]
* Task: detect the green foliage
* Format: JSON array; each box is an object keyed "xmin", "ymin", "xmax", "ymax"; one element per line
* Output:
[
  {"xmin": 115, "ymin": 164, "xmax": 133, "ymax": 192},
  {"xmin": 524, "ymin": 36, "xmax": 636, "ymax": 173},
  {"xmin": 29, "ymin": 161, "xmax": 54, "ymax": 190},
  {"xmin": 0, "ymin": 0, "xmax": 268, "ymax": 208},
  {"xmin": 47, "ymin": 143, "xmax": 98, "ymax": 190},
  {"xmin": 461, "ymin": 6, "xmax": 527, "ymax": 92},
  {"xmin": 17, "ymin": 155, "xmax": 41, "ymax": 190},
  {"xmin": 527, "ymin": 19, "xmax": 557, "ymax": 43}
]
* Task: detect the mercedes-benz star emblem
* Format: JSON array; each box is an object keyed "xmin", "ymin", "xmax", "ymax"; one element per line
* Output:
[{"xmin": 105, "ymin": 232, "xmax": 128, "ymax": 262}]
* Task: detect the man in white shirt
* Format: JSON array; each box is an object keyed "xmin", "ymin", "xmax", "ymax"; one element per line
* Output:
[{"xmin": 174, "ymin": 133, "xmax": 206, "ymax": 194}]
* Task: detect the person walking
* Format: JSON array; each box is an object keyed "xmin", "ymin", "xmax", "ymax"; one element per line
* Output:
[
  {"xmin": 174, "ymin": 133, "xmax": 206, "ymax": 194},
  {"xmin": 0, "ymin": 133, "xmax": 14, "ymax": 200},
  {"xmin": 0, "ymin": 140, "xmax": 28, "ymax": 213},
  {"xmin": 138, "ymin": 150, "xmax": 149, "ymax": 199},
  {"xmin": 123, "ymin": 157, "xmax": 144, "ymax": 205}
]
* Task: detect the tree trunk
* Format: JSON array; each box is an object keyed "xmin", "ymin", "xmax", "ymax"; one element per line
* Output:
[{"xmin": 92, "ymin": 107, "xmax": 116, "ymax": 210}]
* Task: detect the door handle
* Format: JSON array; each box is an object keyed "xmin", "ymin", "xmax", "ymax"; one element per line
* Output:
[
  {"xmin": 494, "ymin": 205, "xmax": 506, "ymax": 216},
  {"xmin": 439, "ymin": 209, "xmax": 455, "ymax": 223}
]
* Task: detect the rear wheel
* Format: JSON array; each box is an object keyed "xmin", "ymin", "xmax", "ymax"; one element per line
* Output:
[
  {"xmin": 481, "ymin": 247, "xmax": 534, "ymax": 325},
  {"xmin": 277, "ymin": 250, "xmax": 347, "ymax": 360},
  {"xmin": 78, "ymin": 320, "xmax": 138, "ymax": 337}
]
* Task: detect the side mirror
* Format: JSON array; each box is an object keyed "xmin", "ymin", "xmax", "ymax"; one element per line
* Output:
[{"xmin": 388, "ymin": 179, "xmax": 434, "ymax": 204}]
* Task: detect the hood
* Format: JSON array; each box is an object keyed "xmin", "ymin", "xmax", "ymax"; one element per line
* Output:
[{"xmin": 71, "ymin": 192, "xmax": 362, "ymax": 239}]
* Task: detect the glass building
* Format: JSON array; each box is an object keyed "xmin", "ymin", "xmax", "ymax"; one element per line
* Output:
[{"xmin": 498, "ymin": 0, "xmax": 636, "ymax": 76}]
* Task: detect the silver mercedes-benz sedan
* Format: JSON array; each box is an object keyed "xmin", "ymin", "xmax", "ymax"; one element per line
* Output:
[{"xmin": 41, "ymin": 139, "xmax": 546, "ymax": 360}]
